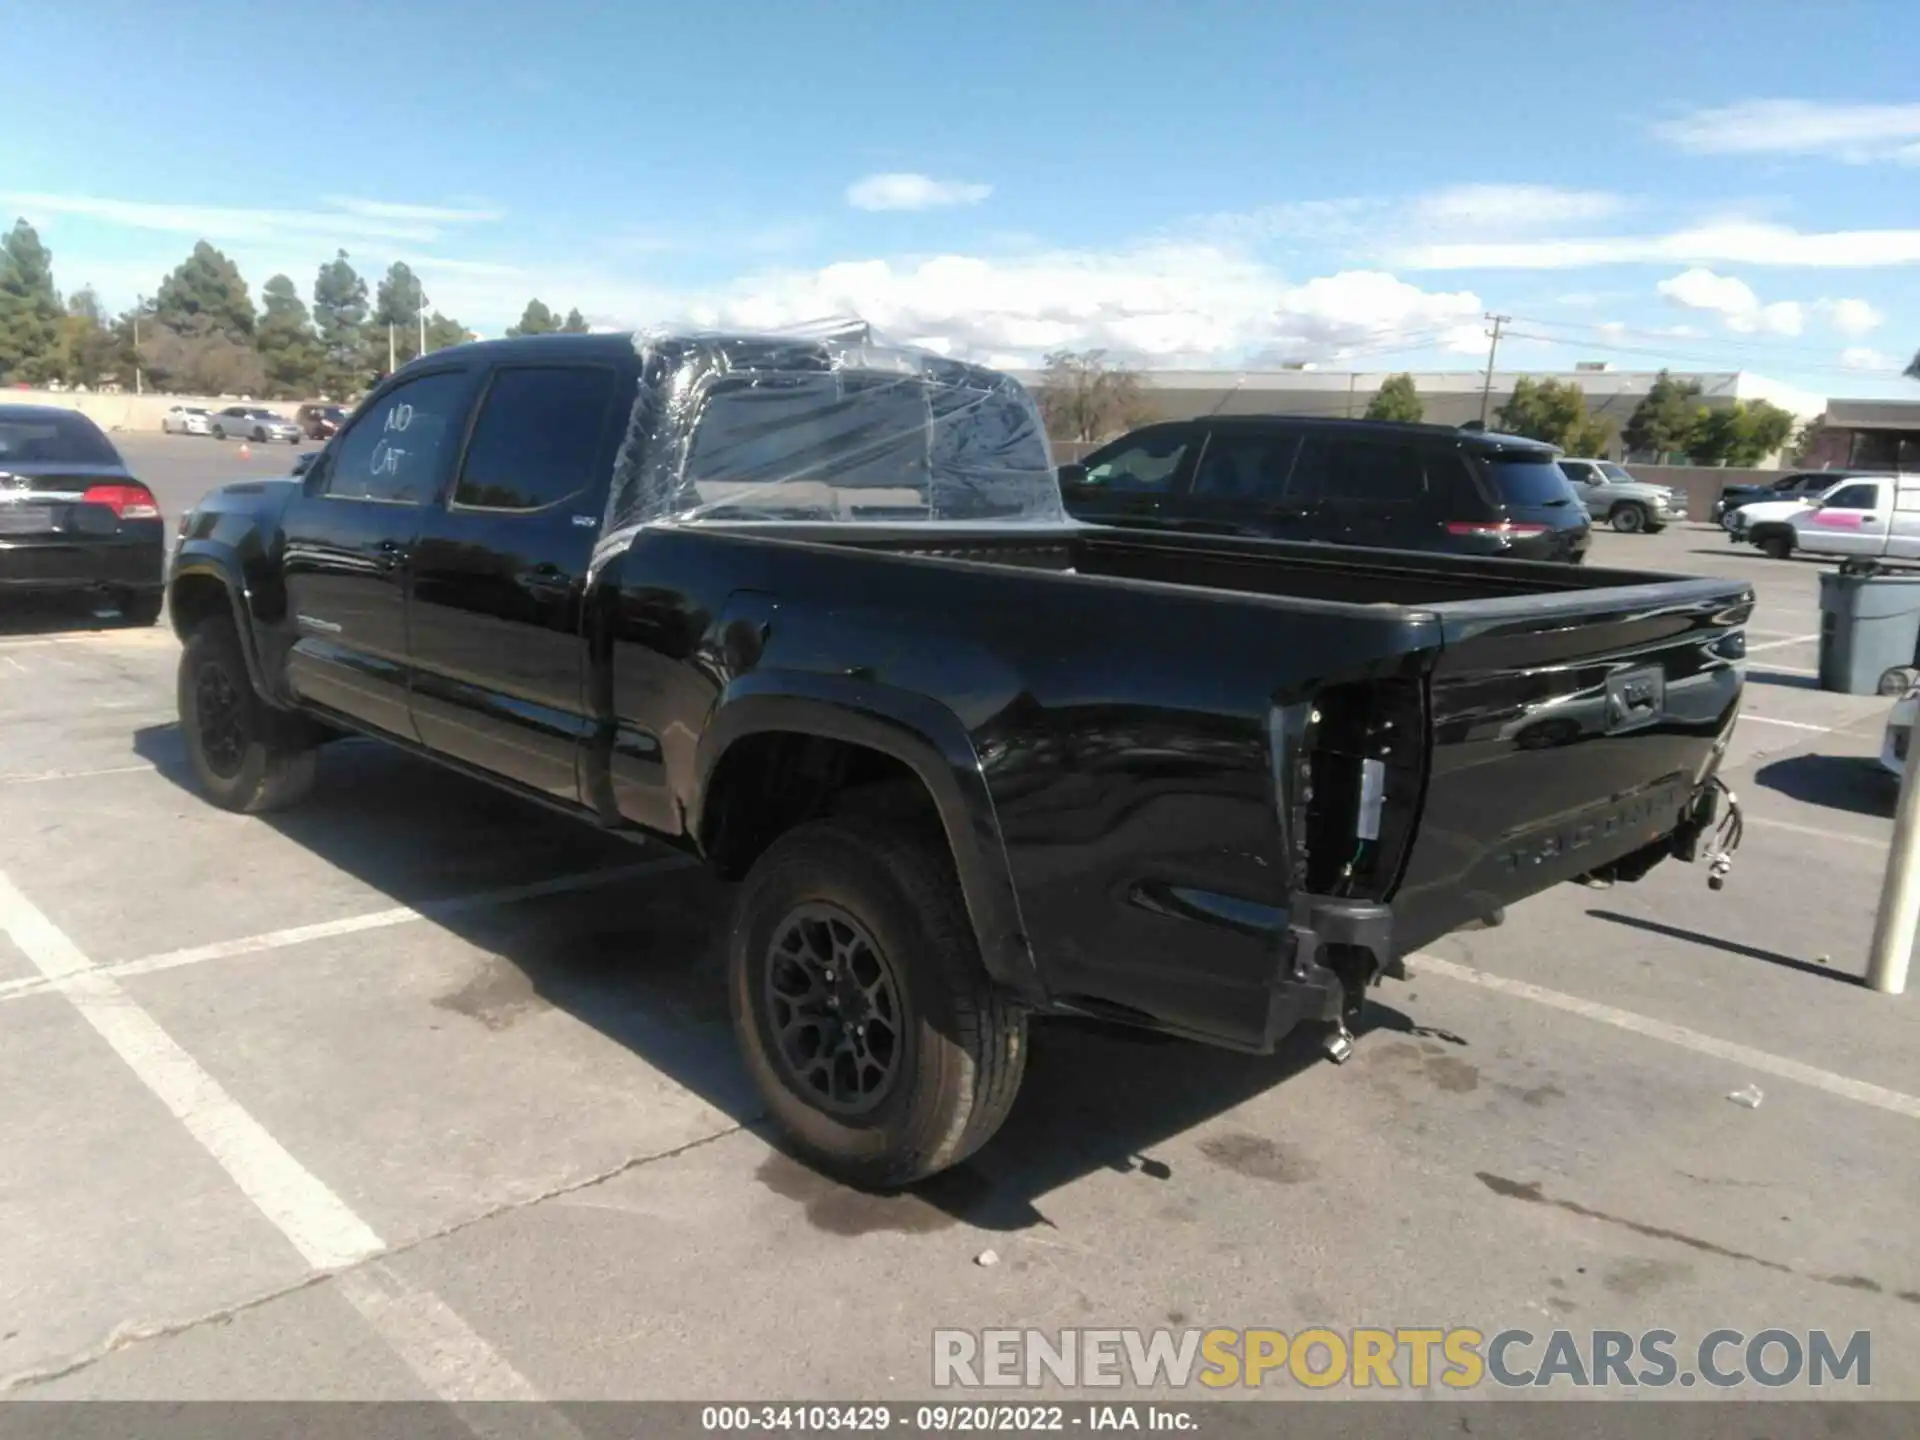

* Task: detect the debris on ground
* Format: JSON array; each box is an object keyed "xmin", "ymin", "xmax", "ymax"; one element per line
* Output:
[
  {"xmin": 975, "ymin": 1249, "xmax": 1000, "ymax": 1267},
  {"xmin": 1727, "ymin": 1084, "xmax": 1765, "ymax": 1109}
]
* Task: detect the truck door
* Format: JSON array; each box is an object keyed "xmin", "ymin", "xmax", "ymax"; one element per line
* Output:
[
  {"xmin": 404, "ymin": 361, "xmax": 626, "ymax": 803},
  {"xmin": 279, "ymin": 366, "xmax": 477, "ymax": 740},
  {"xmin": 1801, "ymin": 479, "xmax": 1887, "ymax": 559}
]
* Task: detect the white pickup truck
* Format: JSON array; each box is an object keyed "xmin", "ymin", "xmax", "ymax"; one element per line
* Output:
[{"xmin": 1742, "ymin": 473, "xmax": 1918, "ymax": 568}]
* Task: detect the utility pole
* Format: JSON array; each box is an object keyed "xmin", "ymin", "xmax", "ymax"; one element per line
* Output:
[
  {"xmin": 387, "ymin": 323, "xmax": 396, "ymax": 374},
  {"xmin": 419, "ymin": 310, "xmax": 427, "ymax": 359},
  {"xmin": 132, "ymin": 295, "xmax": 144, "ymax": 396},
  {"xmin": 1867, "ymin": 739, "xmax": 1919, "ymax": 995},
  {"xmin": 1479, "ymin": 313, "xmax": 1510, "ymax": 427}
]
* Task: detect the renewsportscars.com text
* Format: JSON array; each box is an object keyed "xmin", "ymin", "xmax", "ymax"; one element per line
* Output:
[{"xmin": 931, "ymin": 1327, "xmax": 1872, "ymax": 1391}]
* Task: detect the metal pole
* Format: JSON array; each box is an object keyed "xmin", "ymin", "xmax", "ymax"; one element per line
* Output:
[
  {"xmin": 1867, "ymin": 736, "xmax": 1919, "ymax": 995},
  {"xmin": 133, "ymin": 297, "xmax": 143, "ymax": 396},
  {"xmin": 419, "ymin": 310, "xmax": 427, "ymax": 358},
  {"xmin": 1479, "ymin": 313, "xmax": 1509, "ymax": 427},
  {"xmin": 388, "ymin": 323, "xmax": 396, "ymax": 374}
]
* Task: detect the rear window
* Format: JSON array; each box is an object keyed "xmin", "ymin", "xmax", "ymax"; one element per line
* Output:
[
  {"xmin": 0, "ymin": 412, "xmax": 121, "ymax": 466},
  {"xmin": 1487, "ymin": 455, "xmax": 1577, "ymax": 507}
]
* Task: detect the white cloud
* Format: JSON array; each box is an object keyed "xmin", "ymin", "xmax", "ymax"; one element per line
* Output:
[
  {"xmin": 2, "ymin": 191, "xmax": 499, "ymax": 247},
  {"xmin": 1397, "ymin": 221, "xmax": 1920, "ymax": 270},
  {"xmin": 1653, "ymin": 100, "xmax": 1920, "ymax": 164},
  {"xmin": 1824, "ymin": 297, "xmax": 1884, "ymax": 336},
  {"xmin": 1841, "ymin": 346, "xmax": 1899, "ymax": 371},
  {"xmin": 845, "ymin": 173, "xmax": 993, "ymax": 212},
  {"xmin": 323, "ymin": 197, "xmax": 504, "ymax": 224},
  {"xmin": 1655, "ymin": 267, "xmax": 1804, "ymax": 335},
  {"xmin": 1410, "ymin": 184, "xmax": 1624, "ymax": 229}
]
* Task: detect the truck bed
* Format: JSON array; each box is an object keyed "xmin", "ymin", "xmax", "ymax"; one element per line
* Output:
[{"xmin": 610, "ymin": 521, "xmax": 1752, "ymax": 1048}]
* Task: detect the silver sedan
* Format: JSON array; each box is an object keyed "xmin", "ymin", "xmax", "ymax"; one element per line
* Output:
[{"xmin": 210, "ymin": 406, "xmax": 301, "ymax": 443}]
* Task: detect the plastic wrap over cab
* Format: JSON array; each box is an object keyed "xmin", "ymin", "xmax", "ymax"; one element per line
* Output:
[{"xmin": 605, "ymin": 321, "xmax": 1065, "ymax": 528}]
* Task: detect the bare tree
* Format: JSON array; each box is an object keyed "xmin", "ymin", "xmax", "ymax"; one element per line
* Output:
[{"xmin": 1035, "ymin": 350, "xmax": 1155, "ymax": 444}]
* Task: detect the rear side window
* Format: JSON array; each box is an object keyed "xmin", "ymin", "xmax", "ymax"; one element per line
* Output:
[
  {"xmin": 0, "ymin": 412, "xmax": 121, "ymax": 466},
  {"xmin": 324, "ymin": 370, "xmax": 470, "ymax": 504},
  {"xmin": 1190, "ymin": 432, "xmax": 1301, "ymax": 501},
  {"xmin": 1487, "ymin": 455, "xmax": 1577, "ymax": 507},
  {"xmin": 455, "ymin": 366, "xmax": 618, "ymax": 512},
  {"xmin": 1322, "ymin": 438, "xmax": 1428, "ymax": 504},
  {"xmin": 1082, "ymin": 431, "xmax": 1189, "ymax": 493}
]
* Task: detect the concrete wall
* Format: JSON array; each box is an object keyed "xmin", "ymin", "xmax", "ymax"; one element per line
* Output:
[
  {"xmin": 2, "ymin": 388, "xmax": 322, "ymax": 433},
  {"xmin": 1611, "ymin": 465, "xmax": 1794, "ymax": 517}
]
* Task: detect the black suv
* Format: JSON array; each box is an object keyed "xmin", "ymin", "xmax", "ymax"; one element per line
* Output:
[{"xmin": 1060, "ymin": 417, "xmax": 1591, "ymax": 563}]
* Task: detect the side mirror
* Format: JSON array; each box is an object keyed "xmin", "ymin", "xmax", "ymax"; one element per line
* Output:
[
  {"xmin": 1057, "ymin": 462, "xmax": 1088, "ymax": 489},
  {"xmin": 290, "ymin": 452, "xmax": 316, "ymax": 478}
]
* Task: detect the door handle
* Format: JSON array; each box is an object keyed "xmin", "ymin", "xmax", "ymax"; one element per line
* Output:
[
  {"xmin": 376, "ymin": 539, "xmax": 410, "ymax": 571},
  {"xmin": 520, "ymin": 563, "xmax": 572, "ymax": 598}
]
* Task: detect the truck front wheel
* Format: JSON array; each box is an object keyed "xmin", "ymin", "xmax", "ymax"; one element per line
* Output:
[
  {"xmin": 178, "ymin": 616, "xmax": 319, "ymax": 813},
  {"xmin": 729, "ymin": 816, "xmax": 1027, "ymax": 1190}
]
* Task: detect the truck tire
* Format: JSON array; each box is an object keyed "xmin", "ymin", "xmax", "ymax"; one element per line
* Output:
[
  {"xmin": 113, "ymin": 588, "xmax": 164, "ymax": 627},
  {"xmin": 729, "ymin": 815, "xmax": 1027, "ymax": 1190},
  {"xmin": 1611, "ymin": 504, "xmax": 1647, "ymax": 534},
  {"xmin": 178, "ymin": 616, "xmax": 319, "ymax": 813},
  {"xmin": 1760, "ymin": 533, "xmax": 1793, "ymax": 561}
]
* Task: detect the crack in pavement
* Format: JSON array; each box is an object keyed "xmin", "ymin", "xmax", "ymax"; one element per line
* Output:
[{"xmin": 1, "ymin": 1119, "xmax": 753, "ymax": 1394}]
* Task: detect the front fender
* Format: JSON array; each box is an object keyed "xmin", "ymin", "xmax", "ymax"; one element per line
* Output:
[
  {"xmin": 694, "ymin": 671, "xmax": 1043, "ymax": 1003},
  {"xmin": 169, "ymin": 543, "xmax": 271, "ymax": 701}
]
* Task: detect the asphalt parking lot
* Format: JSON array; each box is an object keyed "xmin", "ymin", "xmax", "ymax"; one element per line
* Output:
[{"xmin": 3, "ymin": 445, "xmax": 1916, "ymax": 1404}]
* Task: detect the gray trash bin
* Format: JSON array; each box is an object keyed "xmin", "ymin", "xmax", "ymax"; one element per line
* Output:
[{"xmin": 1817, "ymin": 571, "xmax": 1920, "ymax": 695}]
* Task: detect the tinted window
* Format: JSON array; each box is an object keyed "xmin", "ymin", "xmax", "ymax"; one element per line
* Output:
[
  {"xmin": 1823, "ymin": 483, "xmax": 1879, "ymax": 510},
  {"xmin": 0, "ymin": 412, "xmax": 121, "ymax": 466},
  {"xmin": 1324, "ymin": 439, "xmax": 1427, "ymax": 504},
  {"xmin": 1082, "ymin": 431, "xmax": 1189, "ymax": 493},
  {"xmin": 1597, "ymin": 463, "xmax": 1633, "ymax": 481},
  {"xmin": 1487, "ymin": 455, "xmax": 1577, "ymax": 506},
  {"xmin": 455, "ymin": 366, "xmax": 617, "ymax": 511},
  {"xmin": 323, "ymin": 370, "xmax": 470, "ymax": 504},
  {"xmin": 1190, "ymin": 433, "xmax": 1300, "ymax": 500}
]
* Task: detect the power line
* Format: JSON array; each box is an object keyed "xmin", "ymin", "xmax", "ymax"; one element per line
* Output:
[{"xmin": 1502, "ymin": 328, "xmax": 1901, "ymax": 380}]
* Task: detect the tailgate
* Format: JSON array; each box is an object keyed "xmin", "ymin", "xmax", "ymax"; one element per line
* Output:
[{"xmin": 1390, "ymin": 577, "xmax": 1752, "ymax": 953}]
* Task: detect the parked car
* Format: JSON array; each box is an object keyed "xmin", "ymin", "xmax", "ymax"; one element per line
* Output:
[
  {"xmin": 163, "ymin": 405, "xmax": 213, "ymax": 436},
  {"xmin": 1060, "ymin": 417, "xmax": 1591, "ymax": 563},
  {"xmin": 0, "ymin": 404, "xmax": 166, "ymax": 624},
  {"xmin": 1742, "ymin": 475, "xmax": 1909, "ymax": 563},
  {"xmin": 1555, "ymin": 458, "xmax": 1686, "ymax": 533},
  {"xmin": 167, "ymin": 330, "xmax": 1749, "ymax": 1187},
  {"xmin": 1712, "ymin": 469, "xmax": 1866, "ymax": 529},
  {"xmin": 297, "ymin": 403, "xmax": 349, "ymax": 441},
  {"xmin": 211, "ymin": 406, "xmax": 300, "ymax": 443}
]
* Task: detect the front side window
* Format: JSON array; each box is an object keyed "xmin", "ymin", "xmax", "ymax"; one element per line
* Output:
[
  {"xmin": 322, "ymin": 370, "xmax": 470, "ymax": 504},
  {"xmin": 454, "ymin": 366, "xmax": 618, "ymax": 512},
  {"xmin": 1822, "ymin": 483, "xmax": 1880, "ymax": 511},
  {"xmin": 1082, "ymin": 430, "xmax": 1190, "ymax": 493}
]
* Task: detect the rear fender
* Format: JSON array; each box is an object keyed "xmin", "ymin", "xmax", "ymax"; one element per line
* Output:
[{"xmin": 694, "ymin": 672, "xmax": 1042, "ymax": 1002}]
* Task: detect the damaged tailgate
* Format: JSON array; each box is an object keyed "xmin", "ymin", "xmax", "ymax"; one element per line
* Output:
[{"xmin": 1390, "ymin": 575, "xmax": 1753, "ymax": 954}]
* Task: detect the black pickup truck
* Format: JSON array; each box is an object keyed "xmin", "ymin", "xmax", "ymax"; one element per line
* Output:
[{"xmin": 168, "ymin": 329, "xmax": 1751, "ymax": 1187}]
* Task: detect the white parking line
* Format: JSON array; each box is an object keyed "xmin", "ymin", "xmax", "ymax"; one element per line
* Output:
[
  {"xmin": 1412, "ymin": 952, "xmax": 1920, "ymax": 1121},
  {"xmin": 1747, "ymin": 662, "xmax": 1819, "ymax": 678},
  {"xmin": 0, "ymin": 763, "xmax": 155, "ymax": 786},
  {"xmin": 1739, "ymin": 714, "xmax": 1832, "ymax": 733},
  {"xmin": 1746, "ymin": 633, "xmax": 1821, "ymax": 653},
  {"xmin": 0, "ymin": 866, "xmax": 557, "ymax": 1407},
  {"xmin": 1745, "ymin": 815, "xmax": 1888, "ymax": 848},
  {"xmin": 0, "ymin": 854, "xmax": 698, "ymax": 1005}
]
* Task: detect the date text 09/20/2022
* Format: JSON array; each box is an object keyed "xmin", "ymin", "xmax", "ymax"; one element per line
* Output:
[{"xmin": 701, "ymin": 1406, "xmax": 1193, "ymax": 1432}]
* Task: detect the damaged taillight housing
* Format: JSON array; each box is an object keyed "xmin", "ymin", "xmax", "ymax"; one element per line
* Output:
[{"xmin": 1270, "ymin": 678, "xmax": 1426, "ymax": 901}]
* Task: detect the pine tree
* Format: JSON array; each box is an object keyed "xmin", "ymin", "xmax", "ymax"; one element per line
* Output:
[
  {"xmin": 313, "ymin": 250, "xmax": 371, "ymax": 396},
  {"xmin": 257, "ymin": 274, "xmax": 325, "ymax": 398},
  {"xmin": 0, "ymin": 219, "xmax": 64, "ymax": 383}
]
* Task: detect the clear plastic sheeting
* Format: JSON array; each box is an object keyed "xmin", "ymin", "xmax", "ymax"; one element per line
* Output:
[{"xmin": 606, "ymin": 323, "xmax": 1066, "ymax": 529}]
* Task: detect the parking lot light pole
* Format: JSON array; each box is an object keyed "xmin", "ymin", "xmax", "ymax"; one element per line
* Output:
[{"xmin": 1867, "ymin": 745, "xmax": 1920, "ymax": 995}]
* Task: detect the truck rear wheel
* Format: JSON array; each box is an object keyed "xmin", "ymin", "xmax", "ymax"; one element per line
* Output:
[
  {"xmin": 178, "ymin": 616, "xmax": 319, "ymax": 813},
  {"xmin": 1760, "ymin": 533, "xmax": 1793, "ymax": 561},
  {"xmin": 729, "ymin": 816, "xmax": 1027, "ymax": 1190}
]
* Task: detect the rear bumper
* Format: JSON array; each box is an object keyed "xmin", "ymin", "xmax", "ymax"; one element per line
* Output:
[{"xmin": 0, "ymin": 534, "xmax": 166, "ymax": 591}]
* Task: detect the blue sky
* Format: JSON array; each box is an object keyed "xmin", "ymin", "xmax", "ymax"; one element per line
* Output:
[{"xmin": 5, "ymin": 0, "xmax": 1918, "ymax": 399}]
